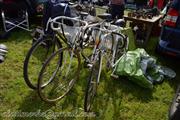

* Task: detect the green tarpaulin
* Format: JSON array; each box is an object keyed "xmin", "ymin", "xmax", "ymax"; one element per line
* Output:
[{"xmin": 113, "ymin": 48, "xmax": 176, "ymax": 89}]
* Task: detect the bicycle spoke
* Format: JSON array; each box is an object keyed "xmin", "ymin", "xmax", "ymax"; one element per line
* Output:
[{"xmin": 38, "ymin": 48, "xmax": 80, "ymax": 102}]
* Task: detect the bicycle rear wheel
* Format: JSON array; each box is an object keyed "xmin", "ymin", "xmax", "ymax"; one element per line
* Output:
[
  {"xmin": 23, "ymin": 35, "xmax": 62, "ymax": 89},
  {"xmin": 38, "ymin": 47, "xmax": 80, "ymax": 102},
  {"xmin": 105, "ymin": 32, "xmax": 128, "ymax": 66},
  {"xmin": 114, "ymin": 34, "xmax": 128, "ymax": 62},
  {"xmin": 84, "ymin": 51, "xmax": 102, "ymax": 112}
]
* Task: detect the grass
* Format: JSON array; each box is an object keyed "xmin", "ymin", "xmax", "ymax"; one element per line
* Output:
[{"xmin": 0, "ymin": 28, "xmax": 180, "ymax": 120}]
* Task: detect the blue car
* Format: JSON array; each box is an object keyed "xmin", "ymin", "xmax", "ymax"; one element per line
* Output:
[{"xmin": 157, "ymin": 0, "xmax": 180, "ymax": 58}]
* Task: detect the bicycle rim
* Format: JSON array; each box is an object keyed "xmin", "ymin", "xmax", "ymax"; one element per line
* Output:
[
  {"xmin": 114, "ymin": 35, "xmax": 127, "ymax": 62},
  {"xmin": 23, "ymin": 35, "xmax": 62, "ymax": 89},
  {"xmin": 38, "ymin": 47, "xmax": 80, "ymax": 102}
]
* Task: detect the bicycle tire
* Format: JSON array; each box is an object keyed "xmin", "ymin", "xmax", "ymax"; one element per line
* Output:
[
  {"xmin": 38, "ymin": 47, "xmax": 81, "ymax": 102},
  {"xmin": 114, "ymin": 34, "xmax": 128, "ymax": 63},
  {"xmin": 23, "ymin": 35, "xmax": 62, "ymax": 89},
  {"xmin": 169, "ymin": 85, "xmax": 180, "ymax": 120},
  {"xmin": 84, "ymin": 51, "xmax": 102, "ymax": 112},
  {"xmin": 104, "ymin": 32, "xmax": 128, "ymax": 68}
]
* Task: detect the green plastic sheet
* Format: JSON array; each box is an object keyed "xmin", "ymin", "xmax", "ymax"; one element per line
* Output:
[{"xmin": 114, "ymin": 48, "xmax": 157, "ymax": 89}]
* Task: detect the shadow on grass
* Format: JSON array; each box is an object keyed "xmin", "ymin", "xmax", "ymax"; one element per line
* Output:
[
  {"xmin": 0, "ymin": 30, "xmax": 31, "ymax": 43},
  {"xmin": 88, "ymin": 69, "xmax": 153, "ymax": 119},
  {"xmin": 13, "ymin": 90, "xmax": 82, "ymax": 120},
  {"xmin": 156, "ymin": 54, "xmax": 180, "ymax": 91},
  {"xmin": 14, "ymin": 66, "xmax": 89, "ymax": 120},
  {"xmin": 14, "ymin": 91, "xmax": 55, "ymax": 120},
  {"xmin": 14, "ymin": 86, "xmax": 86, "ymax": 120},
  {"xmin": 106, "ymin": 71, "xmax": 153, "ymax": 101},
  {"xmin": 114, "ymin": 76, "xmax": 153, "ymax": 101}
]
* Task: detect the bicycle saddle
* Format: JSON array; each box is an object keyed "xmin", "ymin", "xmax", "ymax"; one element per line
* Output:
[
  {"xmin": 97, "ymin": 13, "xmax": 112, "ymax": 21},
  {"xmin": 79, "ymin": 11, "xmax": 89, "ymax": 17},
  {"xmin": 68, "ymin": 2, "xmax": 75, "ymax": 6},
  {"xmin": 114, "ymin": 19, "xmax": 126, "ymax": 27}
]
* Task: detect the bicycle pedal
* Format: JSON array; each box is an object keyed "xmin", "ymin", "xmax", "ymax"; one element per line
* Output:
[
  {"xmin": 83, "ymin": 61, "xmax": 90, "ymax": 68},
  {"xmin": 110, "ymin": 74, "xmax": 119, "ymax": 79},
  {"xmin": 87, "ymin": 64, "xmax": 93, "ymax": 68},
  {"xmin": 91, "ymin": 81, "xmax": 96, "ymax": 84}
]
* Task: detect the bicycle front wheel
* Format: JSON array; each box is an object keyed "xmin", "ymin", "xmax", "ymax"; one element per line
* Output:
[
  {"xmin": 23, "ymin": 35, "xmax": 62, "ymax": 89},
  {"xmin": 38, "ymin": 47, "xmax": 81, "ymax": 102},
  {"xmin": 84, "ymin": 52, "xmax": 102, "ymax": 112}
]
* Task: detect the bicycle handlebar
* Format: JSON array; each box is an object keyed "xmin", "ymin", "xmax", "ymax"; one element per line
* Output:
[
  {"xmin": 50, "ymin": 16, "xmax": 88, "ymax": 31},
  {"xmin": 49, "ymin": 16, "xmax": 126, "ymax": 42},
  {"xmin": 91, "ymin": 26, "xmax": 126, "ymax": 40}
]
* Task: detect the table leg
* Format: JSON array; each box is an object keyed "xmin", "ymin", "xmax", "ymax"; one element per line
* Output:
[{"xmin": 143, "ymin": 23, "xmax": 153, "ymax": 47}]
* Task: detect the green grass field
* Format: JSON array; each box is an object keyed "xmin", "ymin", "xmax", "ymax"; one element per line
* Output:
[{"xmin": 0, "ymin": 28, "xmax": 179, "ymax": 120}]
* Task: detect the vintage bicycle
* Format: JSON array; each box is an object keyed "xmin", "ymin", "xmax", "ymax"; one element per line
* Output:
[{"xmin": 84, "ymin": 22, "xmax": 128, "ymax": 112}]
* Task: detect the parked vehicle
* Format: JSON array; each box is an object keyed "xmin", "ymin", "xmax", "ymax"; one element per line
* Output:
[{"xmin": 157, "ymin": 0, "xmax": 180, "ymax": 58}]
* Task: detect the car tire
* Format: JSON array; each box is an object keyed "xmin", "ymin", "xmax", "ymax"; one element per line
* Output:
[{"xmin": 169, "ymin": 85, "xmax": 180, "ymax": 120}]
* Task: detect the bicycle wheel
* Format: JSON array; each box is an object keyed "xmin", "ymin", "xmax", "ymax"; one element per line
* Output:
[
  {"xmin": 38, "ymin": 47, "xmax": 81, "ymax": 102},
  {"xmin": 23, "ymin": 35, "xmax": 62, "ymax": 89},
  {"xmin": 103, "ymin": 33, "xmax": 114, "ymax": 69},
  {"xmin": 114, "ymin": 34, "xmax": 128, "ymax": 63},
  {"xmin": 84, "ymin": 51, "xmax": 102, "ymax": 112},
  {"xmin": 169, "ymin": 85, "xmax": 180, "ymax": 120}
]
